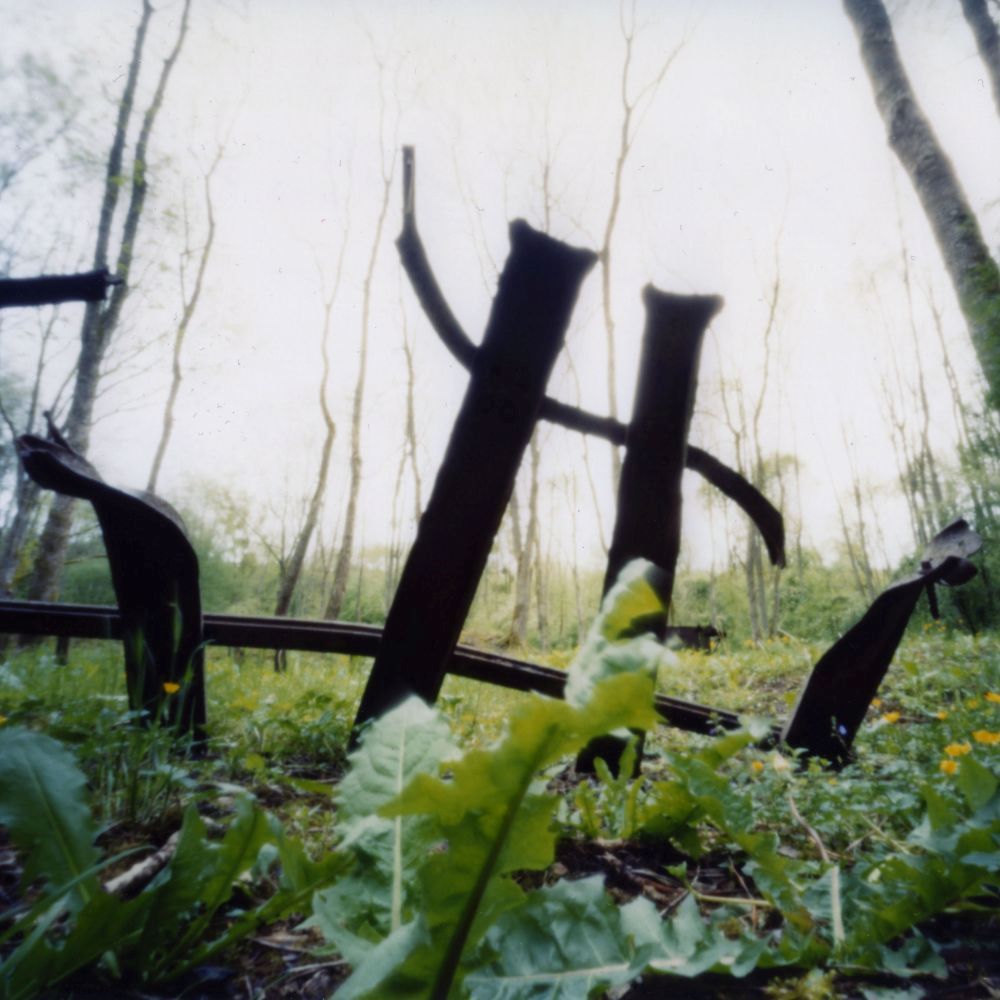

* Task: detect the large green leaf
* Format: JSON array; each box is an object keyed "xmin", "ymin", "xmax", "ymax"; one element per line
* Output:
[
  {"xmin": 336, "ymin": 696, "xmax": 458, "ymax": 827},
  {"xmin": 0, "ymin": 727, "xmax": 100, "ymax": 910},
  {"xmin": 464, "ymin": 876, "xmax": 651, "ymax": 999},
  {"xmin": 308, "ymin": 697, "xmax": 457, "ymax": 964},
  {"xmin": 1, "ymin": 890, "xmax": 148, "ymax": 1000},
  {"xmin": 337, "ymin": 672, "xmax": 657, "ymax": 999},
  {"xmin": 464, "ymin": 877, "xmax": 772, "ymax": 998}
]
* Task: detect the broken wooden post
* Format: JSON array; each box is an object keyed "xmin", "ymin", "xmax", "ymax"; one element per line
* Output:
[
  {"xmin": 16, "ymin": 426, "xmax": 206, "ymax": 739},
  {"xmin": 352, "ymin": 220, "xmax": 596, "ymax": 730},
  {"xmin": 782, "ymin": 519, "xmax": 981, "ymax": 767},
  {"xmin": 577, "ymin": 289, "xmax": 723, "ymax": 773}
]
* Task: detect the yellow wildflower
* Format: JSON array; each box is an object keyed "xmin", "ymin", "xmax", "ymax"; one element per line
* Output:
[
  {"xmin": 881, "ymin": 711, "xmax": 900, "ymax": 724},
  {"xmin": 939, "ymin": 759, "xmax": 958, "ymax": 775},
  {"xmin": 986, "ymin": 692, "xmax": 1000, "ymax": 705},
  {"xmin": 935, "ymin": 710, "xmax": 949, "ymax": 720},
  {"xmin": 967, "ymin": 698, "xmax": 981, "ymax": 710},
  {"xmin": 972, "ymin": 730, "xmax": 1000, "ymax": 745},
  {"xmin": 871, "ymin": 698, "xmax": 882, "ymax": 708},
  {"xmin": 0, "ymin": 715, "xmax": 7, "ymax": 726},
  {"xmin": 944, "ymin": 742, "xmax": 972, "ymax": 757},
  {"xmin": 162, "ymin": 682, "xmax": 181, "ymax": 695},
  {"xmin": 750, "ymin": 760, "xmax": 764, "ymax": 774}
]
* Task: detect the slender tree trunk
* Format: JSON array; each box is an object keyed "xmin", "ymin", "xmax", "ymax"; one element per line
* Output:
[
  {"xmin": 0, "ymin": 307, "xmax": 60, "ymax": 595},
  {"xmin": 27, "ymin": 0, "xmax": 191, "ymax": 601},
  {"xmin": 148, "ymin": 147, "xmax": 221, "ymax": 492},
  {"xmin": 508, "ymin": 479, "xmax": 534, "ymax": 647},
  {"xmin": 325, "ymin": 149, "xmax": 395, "ymax": 620},
  {"xmin": 844, "ymin": 0, "xmax": 1000, "ymax": 407},
  {"xmin": 274, "ymin": 309, "xmax": 337, "ymax": 619},
  {"xmin": 961, "ymin": 0, "xmax": 1000, "ymax": 118}
]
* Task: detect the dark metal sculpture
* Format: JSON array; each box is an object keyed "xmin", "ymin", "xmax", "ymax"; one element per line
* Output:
[
  {"xmin": 0, "ymin": 144, "xmax": 984, "ymax": 774},
  {"xmin": 382, "ymin": 147, "xmax": 784, "ymax": 767},
  {"xmin": 352, "ymin": 219, "xmax": 597, "ymax": 730},
  {"xmin": 0, "ymin": 269, "xmax": 122, "ymax": 309},
  {"xmin": 782, "ymin": 519, "xmax": 982, "ymax": 766},
  {"xmin": 15, "ymin": 422, "xmax": 205, "ymax": 738},
  {"xmin": 0, "ymin": 598, "xmax": 752, "ymax": 738}
]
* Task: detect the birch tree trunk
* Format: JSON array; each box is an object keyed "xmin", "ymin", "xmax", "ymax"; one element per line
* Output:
[
  {"xmin": 844, "ymin": 0, "xmax": 1000, "ymax": 407},
  {"xmin": 325, "ymin": 149, "xmax": 395, "ymax": 620},
  {"xmin": 960, "ymin": 0, "xmax": 1000, "ymax": 118},
  {"xmin": 26, "ymin": 0, "xmax": 191, "ymax": 601},
  {"xmin": 147, "ymin": 147, "xmax": 220, "ymax": 492}
]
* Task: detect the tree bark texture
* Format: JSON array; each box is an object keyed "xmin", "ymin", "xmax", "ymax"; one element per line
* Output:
[
  {"xmin": 961, "ymin": 0, "xmax": 1000, "ymax": 118},
  {"xmin": 325, "ymin": 155, "xmax": 394, "ymax": 620},
  {"xmin": 844, "ymin": 0, "xmax": 1000, "ymax": 408}
]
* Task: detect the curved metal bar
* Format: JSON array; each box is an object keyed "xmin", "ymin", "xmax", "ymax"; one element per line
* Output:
[{"xmin": 16, "ymin": 430, "xmax": 205, "ymax": 737}]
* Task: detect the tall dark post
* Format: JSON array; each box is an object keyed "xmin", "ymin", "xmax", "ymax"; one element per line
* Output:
[
  {"xmin": 578, "ymin": 288, "xmax": 722, "ymax": 772},
  {"xmin": 603, "ymin": 288, "xmax": 722, "ymax": 599},
  {"xmin": 352, "ymin": 221, "xmax": 595, "ymax": 729}
]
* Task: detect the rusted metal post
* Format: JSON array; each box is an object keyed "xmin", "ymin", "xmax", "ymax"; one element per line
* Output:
[
  {"xmin": 783, "ymin": 520, "xmax": 981, "ymax": 766},
  {"xmin": 16, "ymin": 431, "xmax": 206, "ymax": 739},
  {"xmin": 352, "ymin": 220, "xmax": 595, "ymax": 730},
  {"xmin": 578, "ymin": 288, "xmax": 722, "ymax": 773},
  {"xmin": 604, "ymin": 288, "xmax": 723, "ymax": 600}
]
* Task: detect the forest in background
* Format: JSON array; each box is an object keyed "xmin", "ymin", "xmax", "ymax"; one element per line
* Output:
[{"xmin": 3, "ymin": 0, "xmax": 1000, "ymax": 653}]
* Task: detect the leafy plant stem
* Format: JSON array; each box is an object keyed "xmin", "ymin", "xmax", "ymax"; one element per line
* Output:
[
  {"xmin": 392, "ymin": 724, "xmax": 405, "ymax": 932},
  {"xmin": 429, "ymin": 725, "xmax": 558, "ymax": 999}
]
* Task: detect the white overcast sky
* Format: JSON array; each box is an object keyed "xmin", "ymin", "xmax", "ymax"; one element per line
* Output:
[{"xmin": 2, "ymin": 0, "xmax": 998, "ymax": 579}]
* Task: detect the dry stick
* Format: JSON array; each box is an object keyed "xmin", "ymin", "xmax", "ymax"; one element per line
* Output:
[
  {"xmin": 103, "ymin": 830, "xmax": 180, "ymax": 897},
  {"xmin": 396, "ymin": 147, "xmax": 786, "ymax": 568}
]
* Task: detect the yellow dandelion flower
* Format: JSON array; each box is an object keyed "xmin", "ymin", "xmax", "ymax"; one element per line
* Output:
[
  {"xmin": 939, "ymin": 759, "xmax": 958, "ymax": 775},
  {"xmin": 944, "ymin": 742, "xmax": 972, "ymax": 757},
  {"xmin": 750, "ymin": 760, "xmax": 764, "ymax": 773},
  {"xmin": 972, "ymin": 730, "xmax": 1000, "ymax": 745},
  {"xmin": 935, "ymin": 710, "xmax": 949, "ymax": 720},
  {"xmin": 881, "ymin": 711, "xmax": 900, "ymax": 724},
  {"xmin": 871, "ymin": 698, "xmax": 883, "ymax": 708},
  {"xmin": 162, "ymin": 682, "xmax": 181, "ymax": 695},
  {"xmin": 967, "ymin": 698, "xmax": 981, "ymax": 709},
  {"xmin": 986, "ymin": 692, "xmax": 1000, "ymax": 705}
]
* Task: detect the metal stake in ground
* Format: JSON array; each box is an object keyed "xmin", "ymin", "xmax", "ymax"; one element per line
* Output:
[
  {"xmin": 577, "ymin": 288, "xmax": 723, "ymax": 774},
  {"xmin": 352, "ymin": 220, "xmax": 595, "ymax": 731}
]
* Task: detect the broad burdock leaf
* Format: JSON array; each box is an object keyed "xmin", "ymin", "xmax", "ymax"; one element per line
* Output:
[
  {"xmin": 0, "ymin": 726, "xmax": 100, "ymax": 910},
  {"xmin": 336, "ymin": 696, "xmax": 459, "ymax": 828},
  {"xmin": 336, "ymin": 672, "xmax": 658, "ymax": 999},
  {"xmin": 464, "ymin": 876, "xmax": 653, "ymax": 999},
  {"xmin": 308, "ymin": 696, "xmax": 458, "ymax": 965}
]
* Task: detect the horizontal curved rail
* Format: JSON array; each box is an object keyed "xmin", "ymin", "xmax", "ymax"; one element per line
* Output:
[{"xmin": 0, "ymin": 599, "xmax": 760, "ymax": 738}]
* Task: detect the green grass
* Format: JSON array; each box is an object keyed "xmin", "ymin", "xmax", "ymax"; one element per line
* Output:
[
  {"xmin": 2, "ymin": 626, "xmax": 999, "ymax": 995},
  {"xmin": 3, "ymin": 627, "xmax": 998, "ymax": 847}
]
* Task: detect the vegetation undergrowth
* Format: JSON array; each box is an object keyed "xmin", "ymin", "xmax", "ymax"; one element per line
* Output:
[{"xmin": 0, "ymin": 567, "xmax": 998, "ymax": 997}]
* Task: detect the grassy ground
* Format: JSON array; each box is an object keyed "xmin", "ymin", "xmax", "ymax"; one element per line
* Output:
[{"xmin": 1, "ymin": 628, "xmax": 999, "ymax": 996}]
